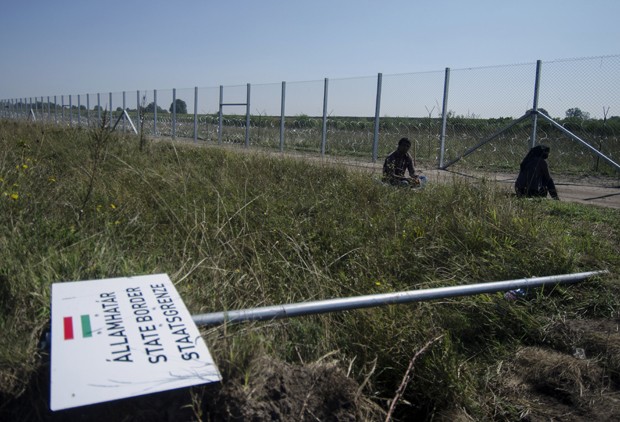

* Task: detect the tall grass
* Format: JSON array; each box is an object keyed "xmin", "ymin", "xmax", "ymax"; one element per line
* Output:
[{"xmin": 1, "ymin": 120, "xmax": 619, "ymax": 420}]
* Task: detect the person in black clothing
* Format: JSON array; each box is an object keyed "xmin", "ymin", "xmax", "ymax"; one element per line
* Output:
[
  {"xmin": 515, "ymin": 145, "xmax": 559, "ymax": 200},
  {"xmin": 383, "ymin": 137, "xmax": 419, "ymax": 186}
]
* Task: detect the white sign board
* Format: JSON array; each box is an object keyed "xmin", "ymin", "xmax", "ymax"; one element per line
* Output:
[{"xmin": 50, "ymin": 274, "xmax": 221, "ymax": 411}]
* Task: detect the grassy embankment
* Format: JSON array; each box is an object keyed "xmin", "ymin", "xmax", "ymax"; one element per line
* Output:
[{"xmin": 1, "ymin": 119, "xmax": 619, "ymax": 420}]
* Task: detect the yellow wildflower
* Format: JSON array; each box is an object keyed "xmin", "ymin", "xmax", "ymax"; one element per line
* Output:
[
  {"xmin": 10, "ymin": 193, "xmax": 19, "ymax": 200},
  {"xmin": 48, "ymin": 176, "xmax": 56, "ymax": 183},
  {"xmin": 110, "ymin": 203, "xmax": 117, "ymax": 210}
]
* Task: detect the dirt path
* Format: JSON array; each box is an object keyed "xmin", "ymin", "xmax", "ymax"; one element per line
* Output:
[
  {"xmin": 424, "ymin": 167, "xmax": 620, "ymax": 209},
  {"xmin": 315, "ymin": 155, "xmax": 620, "ymax": 209}
]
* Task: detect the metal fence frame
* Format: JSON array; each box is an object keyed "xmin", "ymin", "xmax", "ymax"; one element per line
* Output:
[{"xmin": 1, "ymin": 55, "xmax": 619, "ymax": 173}]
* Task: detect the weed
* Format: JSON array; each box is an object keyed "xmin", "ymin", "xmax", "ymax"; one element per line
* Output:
[{"xmin": 0, "ymin": 120, "xmax": 619, "ymax": 420}]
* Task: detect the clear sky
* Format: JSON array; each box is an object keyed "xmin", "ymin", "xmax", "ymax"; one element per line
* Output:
[{"xmin": 1, "ymin": 0, "xmax": 619, "ymax": 117}]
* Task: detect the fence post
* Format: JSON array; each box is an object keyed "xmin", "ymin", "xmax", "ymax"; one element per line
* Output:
[
  {"xmin": 86, "ymin": 94, "xmax": 90, "ymax": 126},
  {"xmin": 153, "ymin": 89, "xmax": 157, "ymax": 136},
  {"xmin": 54, "ymin": 95, "xmax": 57, "ymax": 123},
  {"xmin": 321, "ymin": 78, "xmax": 329, "ymax": 156},
  {"xmin": 530, "ymin": 60, "xmax": 542, "ymax": 148},
  {"xmin": 109, "ymin": 92, "xmax": 113, "ymax": 127},
  {"xmin": 280, "ymin": 81, "xmax": 286, "ymax": 152},
  {"xmin": 372, "ymin": 73, "xmax": 382, "ymax": 163},
  {"xmin": 172, "ymin": 88, "xmax": 176, "ymax": 139},
  {"xmin": 218, "ymin": 85, "xmax": 223, "ymax": 145},
  {"xmin": 193, "ymin": 87, "xmax": 198, "ymax": 142},
  {"xmin": 122, "ymin": 91, "xmax": 126, "ymax": 132},
  {"xmin": 136, "ymin": 90, "xmax": 140, "ymax": 133},
  {"xmin": 69, "ymin": 95, "xmax": 73, "ymax": 128},
  {"xmin": 439, "ymin": 67, "xmax": 451, "ymax": 169},
  {"xmin": 77, "ymin": 95, "xmax": 81, "ymax": 127},
  {"xmin": 245, "ymin": 83, "xmax": 251, "ymax": 148},
  {"xmin": 61, "ymin": 95, "xmax": 65, "ymax": 123}
]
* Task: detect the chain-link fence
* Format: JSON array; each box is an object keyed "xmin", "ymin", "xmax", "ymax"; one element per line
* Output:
[{"xmin": 2, "ymin": 55, "xmax": 619, "ymax": 177}]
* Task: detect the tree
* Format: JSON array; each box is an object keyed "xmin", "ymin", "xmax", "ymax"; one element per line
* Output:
[
  {"xmin": 144, "ymin": 102, "xmax": 164, "ymax": 113},
  {"xmin": 169, "ymin": 99, "xmax": 187, "ymax": 114},
  {"xmin": 565, "ymin": 107, "xmax": 590, "ymax": 120}
]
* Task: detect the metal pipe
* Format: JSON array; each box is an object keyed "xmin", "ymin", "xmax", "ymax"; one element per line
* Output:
[
  {"xmin": 191, "ymin": 270, "xmax": 607, "ymax": 327},
  {"xmin": 280, "ymin": 81, "xmax": 286, "ymax": 152},
  {"xmin": 218, "ymin": 85, "xmax": 223, "ymax": 145},
  {"xmin": 136, "ymin": 90, "xmax": 140, "ymax": 133},
  {"xmin": 321, "ymin": 77, "xmax": 329, "ymax": 156},
  {"xmin": 172, "ymin": 88, "xmax": 176, "ymax": 139},
  {"xmin": 530, "ymin": 60, "xmax": 542, "ymax": 148},
  {"xmin": 372, "ymin": 73, "xmax": 382, "ymax": 163},
  {"xmin": 245, "ymin": 83, "xmax": 251, "ymax": 148},
  {"xmin": 193, "ymin": 87, "xmax": 198, "ymax": 142},
  {"xmin": 153, "ymin": 89, "xmax": 157, "ymax": 136},
  {"xmin": 439, "ymin": 67, "xmax": 451, "ymax": 168},
  {"xmin": 122, "ymin": 91, "xmax": 126, "ymax": 132},
  {"xmin": 440, "ymin": 112, "xmax": 532, "ymax": 169},
  {"xmin": 537, "ymin": 112, "xmax": 620, "ymax": 172}
]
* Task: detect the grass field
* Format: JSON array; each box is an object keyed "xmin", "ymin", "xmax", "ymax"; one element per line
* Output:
[{"xmin": 1, "ymin": 120, "xmax": 619, "ymax": 420}]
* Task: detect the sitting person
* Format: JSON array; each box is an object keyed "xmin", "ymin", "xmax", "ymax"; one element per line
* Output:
[
  {"xmin": 515, "ymin": 145, "xmax": 559, "ymax": 200},
  {"xmin": 383, "ymin": 137, "xmax": 419, "ymax": 187}
]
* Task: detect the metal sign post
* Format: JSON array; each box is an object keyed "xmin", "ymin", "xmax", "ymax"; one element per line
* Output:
[{"xmin": 191, "ymin": 270, "xmax": 607, "ymax": 326}]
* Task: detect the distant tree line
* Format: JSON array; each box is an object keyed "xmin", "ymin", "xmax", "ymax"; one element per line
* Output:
[
  {"xmin": 10, "ymin": 99, "xmax": 189, "ymax": 115},
  {"xmin": 8, "ymin": 100, "xmax": 619, "ymax": 134}
]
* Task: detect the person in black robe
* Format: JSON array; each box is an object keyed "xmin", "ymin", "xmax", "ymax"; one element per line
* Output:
[{"xmin": 515, "ymin": 145, "xmax": 559, "ymax": 200}]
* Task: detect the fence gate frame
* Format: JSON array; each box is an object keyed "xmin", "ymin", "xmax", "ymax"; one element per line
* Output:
[{"xmin": 218, "ymin": 84, "xmax": 251, "ymax": 147}]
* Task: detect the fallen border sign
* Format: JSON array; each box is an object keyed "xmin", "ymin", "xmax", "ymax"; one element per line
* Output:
[{"xmin": 50, "ymin": 274, "xmax": 220, "ymax": 411}]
